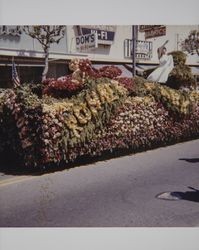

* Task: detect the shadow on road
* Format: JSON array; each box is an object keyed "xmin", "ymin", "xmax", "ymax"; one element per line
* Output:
[
  {"xmin": 172, "ymin": 190, "xmax": 199, "ymax": 202},
  {"xmin": 0, "ymin": 148, "xmax": 136, "ymax": 176},
  {"xmin": 0, "ymin": 144, "xmax": 158, "ymax": 176},
  {"xmin": 156, "ymin": 187, "xmax": 199, "ymax": 203},
  {"xmin": 179, "ymin": 158, "xmax": 199, "ymax": 163},
  {"xmin": 0, "ymin": 159, "xmax": 39, "ymax": 176}
]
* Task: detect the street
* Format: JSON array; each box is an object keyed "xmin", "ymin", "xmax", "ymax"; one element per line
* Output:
[{"xmin": 0, "ymin": 139, "xmax": 199, "ymax": 227}]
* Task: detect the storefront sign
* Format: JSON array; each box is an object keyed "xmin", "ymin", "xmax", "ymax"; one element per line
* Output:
[
  {"xmin": 0, "ymin": 26, "xmax": 22, "ymax": 36},
  {"xmin": 124, "ymin": 39, "xmax": 152, "ymax": 60},
  {"xmin": 145, "ymin": 26, "xmax": 166, "ymax": 39},
  {"xmin": 76, "ymin": 33, "xmax": 98, "ymax": 52},
  {"xmin": 76, "ymin": 25, "xmax": 116, "ymax": 45},
  {"xmin": 139, "ymin": 25, "xmax": 162, "ymax": 32}
]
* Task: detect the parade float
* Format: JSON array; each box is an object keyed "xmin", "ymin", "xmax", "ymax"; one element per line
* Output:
[{"xmin": 0, "ymin": 56, "xmax": 199, "ymax": 168}]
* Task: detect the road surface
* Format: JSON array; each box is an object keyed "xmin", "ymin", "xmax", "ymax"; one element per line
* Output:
[{"xmin": 0, "ymin": 139, "xmax": 199, "ymax": 227}]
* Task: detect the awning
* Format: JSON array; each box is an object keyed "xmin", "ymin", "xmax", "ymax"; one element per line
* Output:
[
  {"xmin": 136, "ymin": 64, "xmax": 157, "ymax": 71},
  {"xmin": 123, "ymin": 64, "xmax": 157, "ymax": 76},
  {"xmin": 0, "ymin": 63, "xmax": 45, "ymax": 67}
]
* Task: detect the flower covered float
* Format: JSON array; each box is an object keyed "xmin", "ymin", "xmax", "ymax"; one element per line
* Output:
[{"xmin": 0, "ymin": 59, "xmax": 199, "ymax": 168}]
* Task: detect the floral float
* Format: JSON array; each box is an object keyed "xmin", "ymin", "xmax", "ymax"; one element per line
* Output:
[{"xmin": 0, "ymin": 59, "xmax": 198, "ymax": 168}]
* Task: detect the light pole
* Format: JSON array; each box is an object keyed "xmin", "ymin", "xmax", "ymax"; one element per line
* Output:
[{"xmin": 132, "ymin": 25, "xmax": 138, "ymax": 77}]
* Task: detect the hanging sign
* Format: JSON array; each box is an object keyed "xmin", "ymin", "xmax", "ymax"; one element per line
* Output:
[
  {"xmin": 139, "ymin": 25, "xmax": 162, "ymax": 32},
  {"xmin": 145, "ymin": 26, "xmax": 166, "ymax": 39},
  {"xmin": 124, "ymin": 39, "xmax": 152, "ymax": 60},
  {"xmin": 76, "ymin": 25, "xmax": 116, "ymax": 45},
  {"xmin": 76, "ymin": 33, "xmax": 98, "ymax": 52}
]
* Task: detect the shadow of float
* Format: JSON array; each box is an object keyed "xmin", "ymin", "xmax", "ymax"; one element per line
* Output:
[{"xmin": 179, "ymin": 158, "xmax": 199, "ymax": 163}]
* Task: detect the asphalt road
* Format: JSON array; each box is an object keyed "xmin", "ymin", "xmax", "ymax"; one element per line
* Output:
[{"xmin": 0, "ymin": 139, "xmax": 199, "ymax": 227}]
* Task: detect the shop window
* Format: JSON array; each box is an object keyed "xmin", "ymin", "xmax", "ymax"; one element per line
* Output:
[{"xmin": 0, "ymin": 66, "xmax": 43, "ymax": 88}]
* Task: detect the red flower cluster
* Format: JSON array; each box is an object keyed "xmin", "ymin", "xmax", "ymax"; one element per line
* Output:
[
  {"xmin": 78, "ymin": 59, "xmax": 122, "ymax": 79},
  {"xmin": 43, "ymin": 76, "xmax": 83, "ymax": 98},
  {"xmin": 78, "ymin": 59, "xmax": 92, "ymax": 72},
  {"xmin": 98, "ymin": 66, "xmax": 122, "ymax": 79}
]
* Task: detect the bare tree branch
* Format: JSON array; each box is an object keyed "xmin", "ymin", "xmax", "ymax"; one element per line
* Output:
[{"xmin": 23, "ymin": 25, "xmax": 65, "ymax": 82}]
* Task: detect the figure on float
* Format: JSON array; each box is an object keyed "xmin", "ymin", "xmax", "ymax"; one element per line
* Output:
[{"xmin": 147, "ymin": 40, "xmax": 174, "ymax": 84}]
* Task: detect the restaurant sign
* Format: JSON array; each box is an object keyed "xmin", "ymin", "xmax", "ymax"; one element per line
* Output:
[
  {"xmin": 124, "ymin": 39, "xmax": 152, "ymax": 60},
  {"xmin": 145, "ymin": 26, "xmax": 166, "ymax": 39},
  {"xmin": 139, "ymin": 25, "xmax": 163, "ymax": 32},
  {"xmin": 76, "ymin": 33, "xmax": 98, "ymax": 52},
  {"xmin": 139, "ymin": 25, "xmax": 166, "ymax": 39},
  {"xmin": 76, "ymin": 25, "xmax": 116, "ymax": 45}
]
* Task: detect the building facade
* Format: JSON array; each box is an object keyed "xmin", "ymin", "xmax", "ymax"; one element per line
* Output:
[{"xmin": 0, "ymin": 25, "xmax": 198, "ymax": 86}]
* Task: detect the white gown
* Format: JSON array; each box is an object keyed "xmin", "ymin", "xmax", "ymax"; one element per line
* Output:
[{"xmin": 147, "ymin": 54, "xmax": 174, "ymax": 83}]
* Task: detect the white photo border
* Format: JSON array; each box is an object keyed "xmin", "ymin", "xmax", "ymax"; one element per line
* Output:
[{"xmin": 0, "ymin": 0, "xmax": 199, "ymax": 249}]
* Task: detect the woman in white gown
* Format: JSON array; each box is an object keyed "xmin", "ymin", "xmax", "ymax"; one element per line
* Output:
[{"xmin": 147, "ymin": 40, "xmax": 174, "ymax": 84}]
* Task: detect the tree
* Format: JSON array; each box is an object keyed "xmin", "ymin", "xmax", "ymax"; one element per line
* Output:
[
  {"xmin": 181, "ymin": 30, "xmax": 199, "ymax": 56},
  {"xmin": 23, "ymin": 26, "xmax": 65, "ymax": 82}
]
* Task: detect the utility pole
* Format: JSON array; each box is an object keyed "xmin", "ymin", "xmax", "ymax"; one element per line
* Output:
[
  {"xmin": 176, "ymin": 33, "xmax": 179, "ymax": 50},
  {"xmin": 132, "ymin": 25, "xmax": 138, "ymax": 77}
]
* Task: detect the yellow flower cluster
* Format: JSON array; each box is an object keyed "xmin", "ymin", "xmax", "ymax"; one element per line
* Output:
[
  {"xmin": 159, "ymin": 86, "xmax": 191, "ymax": 114},
  {"xmin": 43, "ymin": 102, "xmax": 73, "ymax": 113},
  {"xmin": 189, "ymin": 91, "xmax": 199, "ymax": 104},
  {"xmin": 144, "ymin": 82, "xmax": 157, "ymax": 91},
  {"xmin": 43, "ymin": 81, "xmax": 127, "ymax": 138},
  {"xmin": 143, "ymin": 82, "xmax": 193, "ymax": 115},
  {"xmin": 73, "ymin": 102, "xmax": 92, "ymax": 124},
  {"xmin": 86, "ymin": 91, "xmax": 102, "ymax": 116}
]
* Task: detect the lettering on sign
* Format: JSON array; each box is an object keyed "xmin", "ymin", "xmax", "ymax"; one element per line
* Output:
[
  {"xmin": 79, "ymin": 25, "xmax": 116, "ymax": 32},
  {"xmin": 139, "ymin": 25, "xmax": 162, "ymax": 32},
  {"xmin": 76, "ymin": 33, "xmax": 98, "ymax": 52},
  {"xmin": 0, "ymin": 26, "xmax": 22, "ymax": 36},
  {"xmin": 76, "ymin": 25, "xmax": 116, "ymax": 45},
  {"xmin": 145, "ymin": 26, "xmax": 166, "ymax": 39}
]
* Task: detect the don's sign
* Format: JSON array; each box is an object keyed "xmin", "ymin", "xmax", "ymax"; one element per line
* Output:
[
  {"xmin": 76, "ymin": 25, "xmax": 116, "ymax": 45},
  {"xmin": 76, "ymin": 33, "xmax": 98, "ymax": 52}
]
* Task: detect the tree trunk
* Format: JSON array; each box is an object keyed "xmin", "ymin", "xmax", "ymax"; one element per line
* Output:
[{"xmin": 42, "ymin": 48, "xmax": 49, "ymax": 82}]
